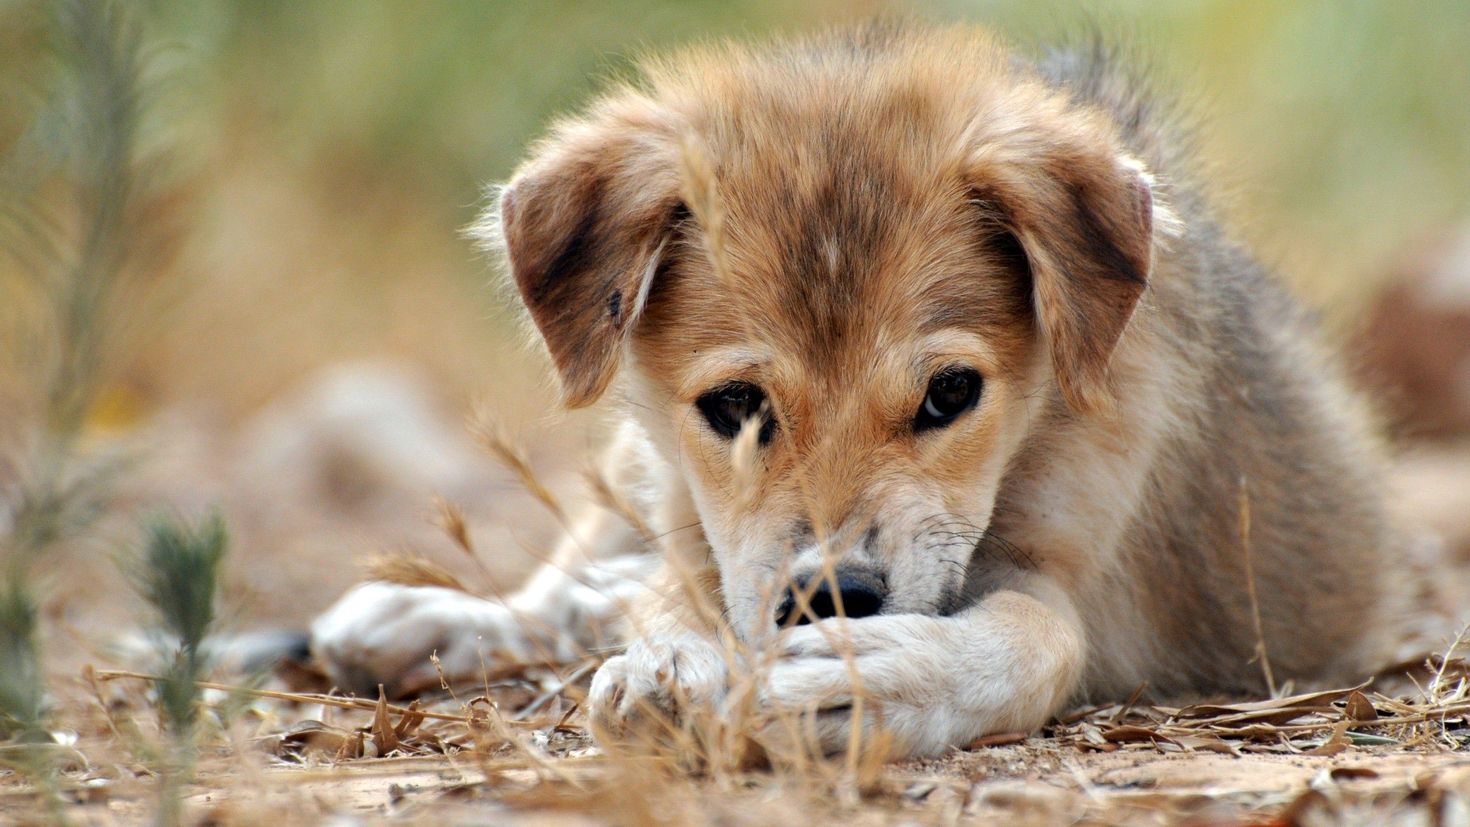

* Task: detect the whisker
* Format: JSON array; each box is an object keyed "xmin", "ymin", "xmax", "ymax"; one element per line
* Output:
[{"xmin": 651, "ymin": 521, "xmax": 704, "ymax": 541}]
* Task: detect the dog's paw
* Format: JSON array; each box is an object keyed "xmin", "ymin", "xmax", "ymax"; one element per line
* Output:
[
  {"xmin": 757, "ymin": 603, "xmax": 1079, "ymax": 757},
  {"xmin": 309, "ymin": 581, "xmax": 541, "ymax": 696},
  {"xmin": 752, "ymin": 615, "xmax": 941, "ymax": 756},
  {"xmin": 588, "ymin": 634, "xmax": 730, "ymax": 743},
  {"xmin": 754, "ymin": 615, "xmax": 1001, "ymax": 757}
]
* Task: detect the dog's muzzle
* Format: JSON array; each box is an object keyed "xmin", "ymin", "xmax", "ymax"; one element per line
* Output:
[{"xmin": 774, "ymin": 567, "xmax": 887, "ymax": 628}]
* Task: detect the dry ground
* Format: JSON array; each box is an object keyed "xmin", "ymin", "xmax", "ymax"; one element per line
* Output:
[
  {"xmin": 4, "ymin": 378, "xmax": 1470, "ymax": 825},
  {"xmin": 9, "ymin": 646, "xmax": 1470, "ymax": 826}
]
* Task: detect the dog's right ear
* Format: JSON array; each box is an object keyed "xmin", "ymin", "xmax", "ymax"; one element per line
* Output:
[
  {"xmin": 487, "ymin": 104, "xmax": 683, "ymax": 408},
  {"xmin": 967, "ymin": 127, "xmax": 1159, "ymax": 414}
]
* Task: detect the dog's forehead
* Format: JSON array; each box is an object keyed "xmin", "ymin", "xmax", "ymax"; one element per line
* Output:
[
  {"xmin": 635, "ymin": 37, "xmax": 1038, "ymax": 388},
  {"xmin": 670, "ymin": 147, "xmax": 1026, "ymax": 379},
  {"xmin": 648, "ymin": 197, "xmax": 1030, "ymax": 399}
]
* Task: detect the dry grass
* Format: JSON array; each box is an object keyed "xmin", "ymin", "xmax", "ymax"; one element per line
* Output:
[
  {"xmin": 5, "ymin": 422, "xmax": 1470, "ymax": 826},
  {"xmin": 0, "ymin": 628, "xmax": 1463, "ymax": 826},
  {"xmin": 4, "ymin": 8, "xmax": 1468, "ymax": 821}
]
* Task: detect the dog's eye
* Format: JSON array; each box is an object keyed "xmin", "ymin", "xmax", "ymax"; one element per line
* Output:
[
  {"xmin": 696, "ymin": 382, "xmax": 774, "ymax": 443},
  {"xmin": 916, "ymin": 367, "xmax": 982, "ymax": 431}
]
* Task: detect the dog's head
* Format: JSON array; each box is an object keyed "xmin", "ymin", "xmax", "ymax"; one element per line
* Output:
[{"xmin": 484, "ymin": 27, "xmax": 1162, "ymax": 642}]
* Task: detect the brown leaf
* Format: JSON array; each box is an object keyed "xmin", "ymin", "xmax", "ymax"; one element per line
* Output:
[
  {"xmin": 1305, "ymin": 722, "xmax": 1351, "ymax": 756},
  {"xmin": 371, "ymin": 684, "xmax": 400, "ymax": 756},
  {"xmin": 964, "ymin": 731, "xmax": 1029, "ymax": 749},
  {"xmin": 1212, "ymin": 708, "xmax": 1336, "ymax": 728},
  {"xmin": 1344, "ymin": 691, "xmax": 1378, "ymax": 722},
  {"xmin": 335, "ymin": 730, "xmax": 365, "ymax": 761},
  {"xmin": 1101, "ymin": 725, "xmax": 1176, "ymax": 746},
  {"xmin": 1173, "ymin": 734, "xmax": 1241, "ymax": 755},
  {"xmin": 1194, "ymin": 721, "xmax": 1328, "ymax": 743},
  {"xmin": 274, "ymin": 721, "xmax": 355, "ymax": 758},
  {"xmin": 1173, "ymin": 683, "xmax": 1368, "ymax": 719},
  {"xmin": 394, "ymin": 699, "xmax": 426, "ymax": 740}
]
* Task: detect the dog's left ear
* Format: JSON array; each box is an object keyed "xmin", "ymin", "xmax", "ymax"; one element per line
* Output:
[
  {"xmin": 485, "ymin": 103, "xmax": 683, "ymax": 408},
  {"xmin": 971, "ymin": 134, "xmax": 1159, "ymax": 413}
]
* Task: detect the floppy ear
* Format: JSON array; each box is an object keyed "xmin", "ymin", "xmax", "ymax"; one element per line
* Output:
[
  {"xmin": 489, "ymin": 105, "xmax": 683, "ymax": 408},
  {"xmin": 971, "ymin": 140, "xmax": 1157, "ymax": 413}
]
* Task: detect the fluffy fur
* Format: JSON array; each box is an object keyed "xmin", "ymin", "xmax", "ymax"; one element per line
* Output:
[{"xmin": 311, "ymin": 23, "xmax": 1406, "ymax": 759}]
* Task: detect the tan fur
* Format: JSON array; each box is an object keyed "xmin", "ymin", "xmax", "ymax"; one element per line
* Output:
[{"xmin": 314, "ymin": 23, "xmax": 1406, "ymax": 757}]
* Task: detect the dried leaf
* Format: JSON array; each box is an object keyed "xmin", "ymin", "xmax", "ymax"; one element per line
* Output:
[
  {"xmin": 335, "ymin": 730, "xmax": 365, "ymax": 761},
  {"xmin": 394, "ymin": 699, "xmax": 426, "ymax": 740},
  {"xmin": 1344, "ymin": 691, "xmax": 1378, "ymax": 722},
  {"xmin": 1305, "ymin": 722, "xmax": 1351, "ymax": 756},
  {"xmin": 371, "ymin": 685, "xmax": 400, "ymax": 755},
  {"xmin": 1173, "ymin": 683, "xmax": 1368, "ymax": 718},
  {"xmin": 1173, "ymin": 735, "xmax": 1240, "ymax": 755},
  {"xmin": 273, "ymin": 720, "xmax": 355, "ymax": 758},
  {"xmin": 965, "ymin": 732, "xmax": 1028, "ymax": 749},
  {"xmin": 1101, "ymin": 725, "xmax": 1177, "ymax": 746}
]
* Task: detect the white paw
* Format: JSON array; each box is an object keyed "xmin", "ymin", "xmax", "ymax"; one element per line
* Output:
[
  {"xmin": 309, "ymin": 582, "xmax": 545, "ymax": 696},
  {"xmin": 756, "ymin": 607, "xmax": 1079, "ymax": 758},
  {"xmin": 588, "ymin": 635, "xmax": 730, "ymax": 741},
  {"xmin": 752, "ymin": 615, "xmax": 948, "ymax": 756}
]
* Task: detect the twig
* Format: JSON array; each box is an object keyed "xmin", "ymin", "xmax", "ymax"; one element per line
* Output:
[
  {"xmin": 1238, "ymin": 477, "xmax": 1277, "ymax": 696},
  {"xmin": 519, "ymin": 659, "xmax": 599, "ymax": 719}
]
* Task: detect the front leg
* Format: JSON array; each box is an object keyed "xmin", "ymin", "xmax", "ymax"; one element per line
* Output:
[
  {"xmin": 310, "ymin": 507, "xmax": 655, "ymax": 696},
  {"xmin": 586, "ymin": 564, "xmax": 738, "ymax": 748},
  {"xmin": 764, "ymin": 581, "xmax": 1084, "ymax": 758}
]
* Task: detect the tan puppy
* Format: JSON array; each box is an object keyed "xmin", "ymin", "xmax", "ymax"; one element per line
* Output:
[{"xmin": 311, "ymin": 23, "xmax": 1406, "ymax": 758}]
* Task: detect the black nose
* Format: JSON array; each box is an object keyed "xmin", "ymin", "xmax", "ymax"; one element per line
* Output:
[{"xmin": 775, "ymin": 569, "xmax": 886, "ymax": 628}]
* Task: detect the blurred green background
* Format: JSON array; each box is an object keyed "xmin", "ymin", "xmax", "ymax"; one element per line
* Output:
[
  {"xmin": 7, "ymin": 0, "xmax": 1470, "ymax": 415},
  {"xmin": 1, "ymin": 0, "xmax": 1468, "ymax": 633}
]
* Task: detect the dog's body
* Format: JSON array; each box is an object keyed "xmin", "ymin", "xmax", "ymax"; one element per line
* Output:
[{"xmin": 311, "ymin": 24, "xmax": 1405, "ymax": 758}]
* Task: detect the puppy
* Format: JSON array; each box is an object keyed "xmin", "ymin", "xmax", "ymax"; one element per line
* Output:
[{"xmin": 311, "ymin": 23, "xmax": 1406, "ymax": 758}]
